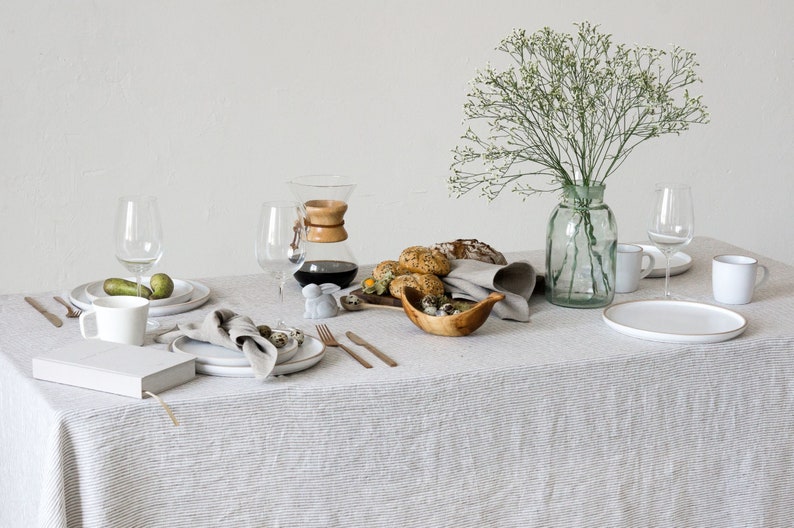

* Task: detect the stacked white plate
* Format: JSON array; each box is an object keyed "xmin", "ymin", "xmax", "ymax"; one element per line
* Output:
[
  {"xmin": 69, "ymin": 277, "xmax": 211, "ymax": 317},
  {"xmin": 603, "ymin": 300, "xmax": 747, "ymax": 343},
  {"xmin": 171, "ymin": 335, "xmax": 326, "ymax": 377}
]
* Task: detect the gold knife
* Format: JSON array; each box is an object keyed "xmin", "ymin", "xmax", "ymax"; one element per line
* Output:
[
  {"xmin": 345, "ymin": 331, "xmax": 397, "ymax": 367},
  {"xmin": 25, "ymin": 297, "xmax": 63, "ymax": 328}
]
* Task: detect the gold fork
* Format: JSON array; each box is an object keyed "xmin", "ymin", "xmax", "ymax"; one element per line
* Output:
[
  {"xmin": 315, "ymin": 324, "xmax": 372, "ymax": 369},
  {"xmin": 53, "ymin": 296, "xmax": 83, "ymax": 318}
]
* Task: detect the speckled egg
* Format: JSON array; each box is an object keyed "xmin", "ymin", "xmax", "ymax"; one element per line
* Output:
[
  {"xmin": 268, "ymin": 331, "xmax": 289, "ymax": 348},
  {"xmin": 288, "ymin": 327, "xmax": 305, "ymax": 346}
]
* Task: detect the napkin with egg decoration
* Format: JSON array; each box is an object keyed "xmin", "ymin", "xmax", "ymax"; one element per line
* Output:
[
  {"xmin": 155, "ymin": 308, "xmax": 278, "ymax": 378},
  {"xmin": 441, "ymin": 260, "xmax": 536, "ymax": 321}
]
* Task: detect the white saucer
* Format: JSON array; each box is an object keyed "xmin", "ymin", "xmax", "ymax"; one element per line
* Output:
[
  {"xmin": 85, "ymin": 277, "xmax": 194, "ymax": 307},
  {"xmin": 603, "ymin": 300, "xmax": 747, "ymax": 343},
  {"xmin": 171, "ymin": 334, "xmax": 299, "ymax": 366},
  {"xmin": 638, "ymin": 245, "xmax": 693, "ymax": 277},
  {"xmin": 70, "ymin": 280, "xmax": 211, "ymax": 317},
  {"xmin": 172, "ymin": 335, "xmax": 325, "ymax": 377}
]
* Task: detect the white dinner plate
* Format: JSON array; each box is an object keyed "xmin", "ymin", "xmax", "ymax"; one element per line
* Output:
[
  {"xmin": 602, "ymin": 300, "xmax": 747, "ymax": 344},
  {"xmin": 70, "ymin": 280, "xmax": 211, "ymax": 317},
  {"xmin": 638, "ymin": 245, "xmax": 693, "ymax": 277},
  {"xmin": 172, "ymin": 335, "xmax": 325, "ymax": 377},
  {"xmin": 171, "ymin": 334, "xmax": 299, "ymax": 366},
  {"xmin": 85, "ymin": 277, "xmax": 194, "ymax": 307}
]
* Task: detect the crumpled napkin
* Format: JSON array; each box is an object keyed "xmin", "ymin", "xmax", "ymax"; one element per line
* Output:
[
  {"xmin": 155, "ymin": 308, "xmax": 278, "ymax": 378},
  {"xmin": 441, "ymin": 260, "xmax": 537, "ymax": 322}
]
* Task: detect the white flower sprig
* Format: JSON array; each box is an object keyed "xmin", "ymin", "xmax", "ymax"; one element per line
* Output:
[{"xmin": 449, "ymin": 22, "xmax": 709, "ymax": 200}]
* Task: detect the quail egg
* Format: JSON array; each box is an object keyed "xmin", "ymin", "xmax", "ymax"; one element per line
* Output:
[
  {"xmin": 268, "ymin": 331, "xmax": 289, "ymax": 348},
  {"xmin": 257, "ymin": 324, "xmax": 273, "ymax": 339},
  {"xmin": 287, "ymin": 327, "xmax": 305, "ymax": 346}
]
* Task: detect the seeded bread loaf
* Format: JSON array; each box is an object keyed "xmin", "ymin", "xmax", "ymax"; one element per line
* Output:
[{"xmin": 429, "ymin": 239, "xmax": 507, "ymax": 265}]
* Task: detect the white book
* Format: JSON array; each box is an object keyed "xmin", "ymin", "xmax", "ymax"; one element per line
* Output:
[{"xmin": 32, "ymin": 340, "xmax": 196, "ymax": 398}]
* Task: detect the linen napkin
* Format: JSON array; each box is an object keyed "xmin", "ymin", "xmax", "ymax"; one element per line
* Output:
[
  {"xmin": 441, "ymin": 260, "xmax": 536, "ymax": 321},
  {"xmin": 155, "ymin": 308, "xmax": 278, "ymax": 378}
]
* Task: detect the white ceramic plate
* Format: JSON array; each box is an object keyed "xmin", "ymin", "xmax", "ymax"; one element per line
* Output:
[
  {"xmin": 85, "ymin": 277, "xmax": 194, "ymax": 307},
  {"xmin": 70, "ymin": 280, "xmax": 211, "ymax": 317},
  {"xmin": 602, "ymin": 300, "xmax": 747, "ymax": 343},
  {"xmin": 171, "ymin": 334, "xmax": 299, "ymax": 366},
  {"xmin": 179, "ymin": 336, "xmax": 325, "ymax": 377},
  {"xmin": 638, "ymin": 245, "xmax": 693, "ymax": 277}
]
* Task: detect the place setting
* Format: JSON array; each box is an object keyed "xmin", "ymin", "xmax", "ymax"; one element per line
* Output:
[
  {"xmin": 67, "ymin": 196, "xmax": 211, "ymax": 321},
  {"xmin": 160, "ymin": 200, "xmax": 328, "ymax": 378},
  {"xmin": 602, "ymin": 183, "xmax": 768, "ymax": 344}
]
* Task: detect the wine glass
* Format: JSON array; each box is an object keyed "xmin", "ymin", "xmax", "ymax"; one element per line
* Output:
[
  {"xmin": 115, "ymin": 196, "xmax": 163, "ymax": 298},
  {"xmin": 255, "ymin": 201, "xmax": 307, "ymax": 328},
  {"xmin": 647, "ymin": 183, "xmax": 694, "ymax": 299}
]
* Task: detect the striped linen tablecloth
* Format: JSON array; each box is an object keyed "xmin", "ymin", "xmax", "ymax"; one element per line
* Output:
[{"xmin": 2, "ymin": 237, "xmax": 793, "ymax": 527}]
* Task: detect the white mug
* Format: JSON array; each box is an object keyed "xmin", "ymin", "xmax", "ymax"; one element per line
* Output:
[
  {"xmin": 615, "ymin": 243, "xmax": 657, "ymax": 293},
  {"xmin": 79, "ymin": 296, "xmax": 150, "ymax": 346},
  {"xmin": 712, "ymin": 255, "xmax": 770, "ymax": 304}
]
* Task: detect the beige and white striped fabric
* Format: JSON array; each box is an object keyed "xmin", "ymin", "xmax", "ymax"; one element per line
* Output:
[{"xmin": 2, "ymin": 237, "xmax": 793, "ymax": 527}]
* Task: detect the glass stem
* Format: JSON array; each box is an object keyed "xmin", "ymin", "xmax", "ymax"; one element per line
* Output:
[
  {"xmin": 276, "ymin": 279, "xmax": 286, "ymax": 328},
  {"xmin": 664, "ymin": 256, "xmax": 672, "ymax": 299},
  {"xmin": 136, "ymin": 274, "xmax": 143, "ymax": 298}
]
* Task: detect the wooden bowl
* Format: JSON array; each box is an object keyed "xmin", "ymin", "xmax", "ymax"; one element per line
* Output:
[{"xmin": 400, "ymin": 287, "xmax": 505, "ymax": 337}]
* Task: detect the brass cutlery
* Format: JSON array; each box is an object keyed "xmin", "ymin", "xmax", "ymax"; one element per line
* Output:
[
  {"xmin": 315, "ymin": 324, "xmax": 372, "ymax": 369},
  {"xmin": 53, "ymin": 296, "xmax": 83, "ymax": 318},
  {"xmin": 345, "ymin": 331, "xmax": 397, "ymax": 367},
  {"xmin": 24, "ymin": 297, "xmax": 63, "ymax": 328}
]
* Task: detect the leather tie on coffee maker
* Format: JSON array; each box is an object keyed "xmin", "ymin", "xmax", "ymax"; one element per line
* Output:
[{"xmin": 305, "ymin": 220, "xmax": 345, "ymax": 228}]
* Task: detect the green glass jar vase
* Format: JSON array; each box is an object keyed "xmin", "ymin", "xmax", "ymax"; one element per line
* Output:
[{"xmin": 545, "ymin": 184, "xmax": 617, "ymax": 308}]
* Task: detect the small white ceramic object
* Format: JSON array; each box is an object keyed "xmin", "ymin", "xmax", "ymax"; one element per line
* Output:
[
  {"xmin": 79, "ymin": 296, "xmax": 150, "ymax": 346},
  {"xmin": 712, "ymin": 255, "xmax": 770, "ymax": 304},
  {"xmin": 615, "ymin": 243, "xmax": 657, "ymax": 293},
  {"xmin": 302, "ymin": 283, "xmax": 340, "ymax": 319}
]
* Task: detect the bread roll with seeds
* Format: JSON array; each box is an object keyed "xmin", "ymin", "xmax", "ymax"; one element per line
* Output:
[
  {"xmin": 372, "ymin": 260, "xmax": 410, "ymax": 281},
  {"xmin": 398, "ymin": 246, "xmax": 451, "ymax": 276},
  {"xmin": 388, "ymin": 273, "xmax": 445, "ymax": 299}
]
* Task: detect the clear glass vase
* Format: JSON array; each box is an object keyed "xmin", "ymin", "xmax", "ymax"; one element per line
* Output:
[{"xmin": 545, "ymin": 184, "xmax": 617, "ymax": 308}]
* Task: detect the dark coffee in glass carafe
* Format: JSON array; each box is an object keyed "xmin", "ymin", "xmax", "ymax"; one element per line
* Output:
[{"xmin": 289, "ymin": 176, "xmax": 359, "ymax": 289}]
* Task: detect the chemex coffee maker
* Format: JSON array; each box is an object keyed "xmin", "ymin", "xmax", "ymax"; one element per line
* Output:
[{"xmin": 289, "ymin": 175, "xmax": 358, "ymax": 288}]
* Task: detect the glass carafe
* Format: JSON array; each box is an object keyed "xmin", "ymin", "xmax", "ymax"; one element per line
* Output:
[{"xmin": 289, "ymin": 175, "xmax": 359, "ymax": 288}]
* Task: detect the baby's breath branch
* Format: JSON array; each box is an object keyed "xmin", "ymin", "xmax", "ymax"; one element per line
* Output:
[{"xmin": 449, "ymin": 21, "xmax": 709, "ymax": 200}]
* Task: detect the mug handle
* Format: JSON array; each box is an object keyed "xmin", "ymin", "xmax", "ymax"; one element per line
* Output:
[
  {"xmin": 639, "ymin": 252, "xmax": 658, "ymax": 279},
  {"xmin": 79, "ymin": 311, "xmax": 99, "ymax": 339},
  {"xmin": 756, "ymin": 264, "xmax": 770, "ymax": 289}
]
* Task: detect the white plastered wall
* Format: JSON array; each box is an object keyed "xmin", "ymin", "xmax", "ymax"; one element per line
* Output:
[{"xmin": 1, "ymin": 0, "xmax": 792, "ymax": 294}]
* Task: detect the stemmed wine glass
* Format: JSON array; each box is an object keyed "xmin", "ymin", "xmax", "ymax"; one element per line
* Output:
[
  {"xmin": 647, "ymin": 183, "xmax": 694, "ymax": 299},
  {"xmin": 115, "ymin": 195, "xmax": 164, "ymax": 298},
  {"xmin": 255, "ymin": 201, "xmax": 307, "ymax": 328}
]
